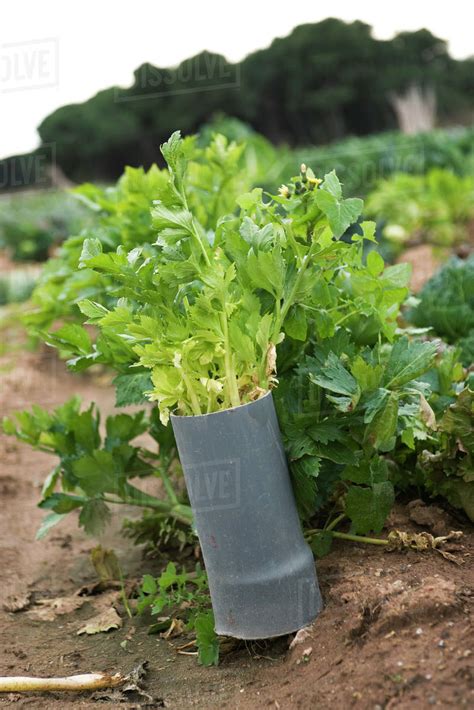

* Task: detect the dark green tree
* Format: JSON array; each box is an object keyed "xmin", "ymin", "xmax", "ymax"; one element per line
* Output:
[{"xmin": 1, "ymin": 19, "xmax": 471, "ymax": 187}]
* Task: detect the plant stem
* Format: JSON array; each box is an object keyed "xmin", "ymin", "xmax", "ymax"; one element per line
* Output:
[
  {"xmin": 181, "ymin": 371, "xmax": 202, "ymax": 416},
  {"xmin": 118, "ymin": 568, "xmax": 132, "ymax": 619},
  {"xmin": 173, "ymin": 504, "xmax": 195, "ymax": 525},
  {"xmin": 181, "ymin": 190, "xmax": 211, "ymax": 268},
  {"xmin": 286, "ymin": 224, "xmax": 303, "ymax": 264},
  {"xmin": 220, "ymin": 310, "xmax": 240, "ymax": 409},
  {"xmin": 191, "ymin": 219, "xmax": 212, "ymax": 267},
  {"xmin": 334, "ymin": 310, "xmax": 356, "ymax": 327},
  {"xmin": 279, "ymin": 239, "xmax": 319, "ymax": 327},
  {"xmin": 325, "ymin": 513, "xmax": 346, "ymax": 531},
  {"xmin": 102, "ymin": 492, "xmax": 193, "ymax": 526},
  {"xmin": 158, "ymin": 462, "xmax": 179, "ymax": 506},
  {"xmin": 331, "ymin": 531, "xmax": 388, "ymax": 546},
  {"xmin": 305, "ymin": 528, "xmax": 388, "ymax": 547}
]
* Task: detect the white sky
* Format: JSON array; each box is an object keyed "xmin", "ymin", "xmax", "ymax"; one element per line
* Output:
[{"xmin": 1, "ymin": 0, "xmax": 473, "ymax": 159}]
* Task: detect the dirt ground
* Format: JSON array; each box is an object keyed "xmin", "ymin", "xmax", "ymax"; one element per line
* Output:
[
  {"xmin": 0, "ymin": 333, "xmax": 473, "ymax": 709},
  {"xmin": 396, "ymin": 245, "xmax": 441, "ymax": 293}
]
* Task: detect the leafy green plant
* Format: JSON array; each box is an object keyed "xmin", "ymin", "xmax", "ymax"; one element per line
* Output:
[
  {"xmin": 366, "ymin": 169, "xmax": 474, "ymax": 257},
  {"xmin": 0, "ymin": 191, "xmax": 90, "ymax": 262},
  {"xmin": 5, "ymin": 129, "xmax": 464, "ymax": 556},
  {"xmin": 0, "ymin": 268, "xmax": 38, "ymax": 305},
  {"xmin": 286, "ymin": 126, "xmax": 474, "ymax": 198},
  {"xmin": 69, "ymin": 136, "xmax": 370, "ymax": 422},
  {"xmin": 23, "ymin": 165, "xmax": 170, "ymax": 332},
  {"xmin": 2, "ymin": 396, "xmax": 192, "ymax": 538},
  {"xmin": 275, "ymin": 334, "xmax": 438, "ymax": 534},
  {"xmin": 381, "ymin": 344, "xmax": 473, "ymax": 522},
  {"xmin": 14, "ymin": 132, "xmax": 439, "ymax": 531},
  {"xmin": 419, "ymin": 384, "xmax": 474, "ymax": 520},
  {"xmin": 74, "ymin": 135, "xmax": 439, "ymax": 536},
  {"xmin": 408, "ymin": 255, "xmax": 474, "ymax": 365},
  {"xmin": 123, "ymin": 511, "xmax": 193, "ymax": 554},
  {"xmin": 137, "ymin": 563, "xmax": 219, "ymax": 666},
  {"xmin": 24, "ymin": 132, "xmax": 274, "ymax": 334},
  {"xmin": 197, "ymin": 115, "xmax": 284, "ymax": 191}
]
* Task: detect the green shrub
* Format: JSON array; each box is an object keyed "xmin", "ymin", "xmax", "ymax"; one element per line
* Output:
[
  {"xmin": 3, "ymin": 129, "xmax": 473, "ymax": 556},
  {"xmin": 0, "ymin": 269, "xmax": 37, "ymax": 305},
  {"xmin": 4, "ymin": 132, "xmax": 443, "ymax": 541},
  {"xmin": 408, "ymin": 255, "xmax": 474, "ymax": 365},
  {"xmin": 365, "ymin": 169, "xmax": 474, "ymax": 256},
  {"xmin": 287, "ymin": 127, "xmax": 474, "ymax": 198},
  {"xmin": 0, "ymin": 191, "xmax": 90, "ymax": 262}
]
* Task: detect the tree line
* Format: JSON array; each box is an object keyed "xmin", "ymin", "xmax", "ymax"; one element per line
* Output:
[{"xmin": 3, "ymin": 18, "xmax": 474, "ymax": 188}]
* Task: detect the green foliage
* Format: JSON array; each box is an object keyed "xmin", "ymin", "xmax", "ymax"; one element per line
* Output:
[
  {"xmin": 71, "ymin": 138, "xmax": 371, "ymax": 424},
  {"xmin": 5, "ymin": 128, "xmax": 472, "ymax": 557},
  {"xmin": 23, "ymin": 132, "xmax": 276, "ymax": 335},
  {"xmin": 309, "ymin": 530, "xmax": 333, "ymax": 558},
  {"xmin": 0, "ymin": 191, "xmax": 90, "ymax": 262},
  {"xmin": 16, "ymin": 20, "xmax": 472, "ymax": 186},
  {"xmin": 2, "ymin": 397, "xmax": 192, "ymax": 536},
  {"xmin": 408, "ymin": 255, "xmax": 474, "ymax": 365},
  {"xmin": 345, "ymin": 481, "xmax": 395, "ymax": 535},
  {"xmin": 366, "ymin": 170, "xmax": 474, "ymax": 256},
  {"xmin": 197, "ymin": 115, "xmax": 282, "ymax": 189},
  {"xmin": 387, "ymin": 345, "xmax": 473, "ymax": 521},
  {"xmin": 51, "ymin": 132, "xmax": 440, "ymax": 534},
  {"xmin": 137, "ymin": 563, "xmax": 219, "ymax": 666},
  {"xmin": 0, "ymin": 268, "xmax": 37, "ymax": 305},
  {"xmin": 23, "ymin": 165, "xmax": 170, "ymax": 331},
  {"xmin": 275, "ymin": 333, "xmax": 437, "ymax": 527},
  {"xmin": 123, "ymin": 510, "xmax": 193, "ymax": 553},
  {"xmin": 418, "ymin": 385, "xmax": 474, "ymax": 521}
]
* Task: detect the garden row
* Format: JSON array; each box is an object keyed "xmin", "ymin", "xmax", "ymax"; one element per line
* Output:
[
  {"xmin": 1, "ymin": 127, "xmax": 473, "ymax": 662},
  {"xmin": 3, "ymin": 119, "xmax": 474, "ymax": 265}
]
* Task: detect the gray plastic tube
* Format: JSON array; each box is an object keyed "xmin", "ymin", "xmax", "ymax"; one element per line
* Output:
[{"xmin": 170, "ymin": 391, "xmax": 323, "ymax": 639}]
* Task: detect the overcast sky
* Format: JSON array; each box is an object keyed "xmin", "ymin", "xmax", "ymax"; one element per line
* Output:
[{"xmin": 1, "ymin": 0, "xmax": 473, "ymax": 159}]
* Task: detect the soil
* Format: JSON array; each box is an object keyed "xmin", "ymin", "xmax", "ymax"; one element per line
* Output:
[
  {"xmin": 0, "ymin": 337, "xmax": 473, "ymax": 709},
  {"xmin": 396, "ymin": 245, "xmax": 441, "ymax": 293}
]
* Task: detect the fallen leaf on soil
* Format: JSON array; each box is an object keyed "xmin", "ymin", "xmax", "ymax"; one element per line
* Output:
[
  {"xmin": 27, "ymin": 595, "xmax": 86, "ymax": 622},
  {"xmin": 90, "ymin": 546, "xmax": 121, "ymax": 583},
  {"xmin": 88, "ymin": 588, "xmax": 121, "ymax": 610},
  {"xmin": 435, "ymin": 549, "xmax": 465, "ymax": 565},
  {"xmin": 91, "ymin": 662, "xmax": 152, "ymax": 703},
  {"xmin": 387, "ymin": 530, "xmax": 464, "ymax": 564},
  {"xmin": 77, "ymin": 607, "xmax": 122, "ymax": 635},
  {"xmin": 3, "ymin": 592, "xmax": 32, "ymax": 613},
  {"xmin": 289, "ymin": 626, "xmax": 313, "ymax": 649},
  {"xmin": 24, "ymin": 586, "xmax": 121, "ymax": 622},
  {"xmin": 162, "ymin": 617, "xmax": 185, "ymax": 639}
]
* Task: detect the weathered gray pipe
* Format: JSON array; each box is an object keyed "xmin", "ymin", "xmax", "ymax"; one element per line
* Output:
[{"xmin": 171, "ymin": 391, "xmax": 322, "ymax": 639}]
